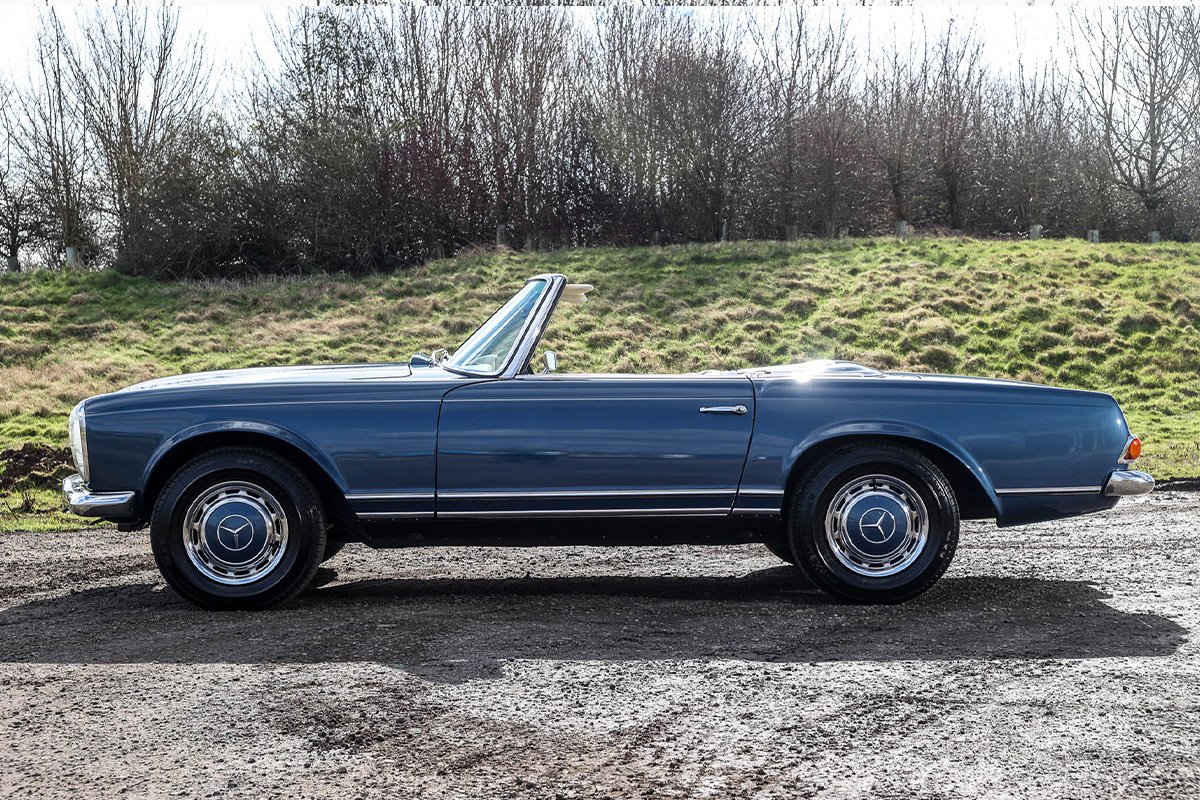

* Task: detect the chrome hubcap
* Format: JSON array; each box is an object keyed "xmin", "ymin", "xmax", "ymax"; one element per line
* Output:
[
  {"xmin": 183, "ymin": 481, "xmax": 289, "ymax": 585},
  {"xmin": 824, "ymin": 473, "xmax": 929, "ymax": 577}
]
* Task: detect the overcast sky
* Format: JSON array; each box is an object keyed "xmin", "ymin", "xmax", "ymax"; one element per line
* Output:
[{"xmin": 0, "ymin": 0, "xmax": 1071, "ymax": 91}]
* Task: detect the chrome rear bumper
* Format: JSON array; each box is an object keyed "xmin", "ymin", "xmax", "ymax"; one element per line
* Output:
[
  {"xmin": 62, "ymin": 474, "xmax": 136, "ymax": 518},
  {"xmin": 1104, "ymin": 470, "xmax": 1155, "ymax": 497}
]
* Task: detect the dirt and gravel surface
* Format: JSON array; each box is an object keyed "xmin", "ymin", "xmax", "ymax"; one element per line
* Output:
[{"xmin": 0, "ymin": 492, "xmax": 1196, "ymax": 799}]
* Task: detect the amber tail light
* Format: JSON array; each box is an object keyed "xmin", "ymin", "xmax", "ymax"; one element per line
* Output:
[{"xmin": 1121, "ymin": 436, "xmax": 1142, "ymax": 463}]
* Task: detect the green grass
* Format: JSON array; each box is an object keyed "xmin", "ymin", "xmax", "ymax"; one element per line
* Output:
[{"xmin": 1, "ymin": 237, "xmax": 1198, "ymax": 530}]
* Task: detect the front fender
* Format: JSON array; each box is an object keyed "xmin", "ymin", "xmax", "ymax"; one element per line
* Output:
[{"xmin": 141, "ymin": 420, "xmax": 349, "ymax": 493}]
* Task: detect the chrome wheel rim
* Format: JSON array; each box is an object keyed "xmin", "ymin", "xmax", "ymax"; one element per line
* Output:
[
  {"xmin": 182, "ymin": 480, "xmax": 289, "ymax": 586},
  {"xmin": 824, "ymin": 473, "xmax": 929, "ymax": 578}
]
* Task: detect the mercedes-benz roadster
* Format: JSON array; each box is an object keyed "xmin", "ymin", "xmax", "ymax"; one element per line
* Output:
[{"xmin": 63, "ymin": 274, "xmax": 1153, "ymax": 608}]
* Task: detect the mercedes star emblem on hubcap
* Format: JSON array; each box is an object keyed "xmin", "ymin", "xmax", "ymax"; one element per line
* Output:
[
  {"xmin": 859, "ymin": 507, "xmax": 898, "ymax": 543},
  {"xmin": 215, "ymin": 514, "xmax": 254, "ymax": 551}
]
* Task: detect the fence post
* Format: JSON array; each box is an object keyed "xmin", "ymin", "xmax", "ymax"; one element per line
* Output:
[
  {"xmin": 1149, "ymin": 230, "xmax": 1161, "ymax": 243},
  {"xmin": 1087, "ymin": 229, "xmax": 1100, "ymax": 244},
  {"xmin": 495, "ymin": 224, "xmax": 507, "ymax": 248},
  {"xmin": 65, "ymin": 246, "xmax": 79, "ymax": 267},
  {"xmin": 719, "ymin": 219, "xmax": 728, "ymax": 242},
  {"xmin": 837, "ymin": 225, "xmax": 849, "ymax": 240},
  {"xmin": 1029, "ymin": 224, "xmax": 1043, "ymax": 241},
  {"xmin": 895, "ymin": 220, "xmax": 909, "ymax": 239},
  {"xmin": 786, "ymin": 224, "xmax": 798, "ymax": 242}
]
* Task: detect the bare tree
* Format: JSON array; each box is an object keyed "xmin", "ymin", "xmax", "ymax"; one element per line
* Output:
[
  {"xmin": 983, "ymin": 61, "xmax": 1072, "ymax": 232},
  {"xmin": 0, "ymin": 85, "xmax": 41, "ymax": 271},
  {"xmin": 67, "ymin": 4, "xmax": 211, "ymax": 271},
  {"xmin": 15, "ymin": 11, "xmax": 93, "ymax": 266},
  {"xmin": 748, "ymin": 6, "xmax": 852, "ymax": 236},
  {"xmin": 929, "ymin": 20, "xmax": 985, "ymax": 230},
  {"xmin": 1074, "ymin": 6, "xmax": 1198, "ymax": 234},
  {"xmin": 582, "ymin": 6, "xmax": 687, "ymax": 239},
  {"xmin": 462, "ymin": 6, "xmax": 572, "ymax": 246},
  {"xmin": 863, "ymin": 36, "xmax": 930, "ymax": 228}
]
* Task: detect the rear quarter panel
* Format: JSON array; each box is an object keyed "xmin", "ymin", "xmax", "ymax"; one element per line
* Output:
[{"xmin": 742, "ymin": 374, "xmax": 1130, "ymax": 526}]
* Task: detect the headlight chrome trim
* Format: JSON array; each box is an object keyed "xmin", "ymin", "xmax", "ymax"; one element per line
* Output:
[{"xmin": 68, "ymin": 400, "xmax": 89, "ymax": 484}]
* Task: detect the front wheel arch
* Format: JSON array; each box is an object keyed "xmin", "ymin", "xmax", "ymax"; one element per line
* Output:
[{"xmin": 142, "ymin": 430, "xmax": 362, "ymax": 541}]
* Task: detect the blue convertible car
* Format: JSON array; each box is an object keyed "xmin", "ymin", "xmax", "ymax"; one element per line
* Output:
[{"xmin": 64, "ymin": 274, "xmax": 1153, "ymax": 608}]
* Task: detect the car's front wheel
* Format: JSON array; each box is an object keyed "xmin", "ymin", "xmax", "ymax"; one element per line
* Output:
[
  {"xmin": 787, "ymin": 442, "xmax": 959, "ymax": 603},
  {"xmin": 150, "ymin": 447, "xmax": 327, "ymax": 609}
]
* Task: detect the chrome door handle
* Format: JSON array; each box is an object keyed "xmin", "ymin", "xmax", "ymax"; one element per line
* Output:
[{"xmin": 699, "ymin": 405, "xmax": 747, "ymax": 415}]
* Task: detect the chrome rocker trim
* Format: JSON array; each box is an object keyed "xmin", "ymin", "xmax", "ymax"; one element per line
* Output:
[
  {"xmin": 1104, "ymin": 470, "xmax": 1155, "ymax": 497},
  {"xmin": 62, "ymin": 474, "xmax": 136, "ymax": 518},
  {"xmin": 995, "ymin": 470, "xmax": 1154, "ymax": 498},
  {"xmin": 994, "ymin": 485, "xmax": 1102, "ymax": 496}
]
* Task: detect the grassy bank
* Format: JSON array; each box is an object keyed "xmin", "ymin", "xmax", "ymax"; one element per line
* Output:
[{"xmin": 2, "ymin": 237, "xmax": 1198, "ymax": 529}]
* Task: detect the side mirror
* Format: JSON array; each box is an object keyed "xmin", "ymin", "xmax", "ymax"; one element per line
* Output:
[{"xmin": 542, "ymin": 350, "xmax": 558, "ymax": 374}]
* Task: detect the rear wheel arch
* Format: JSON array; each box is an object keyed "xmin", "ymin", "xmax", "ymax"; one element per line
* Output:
[
  {"xmin": 784, "ymin": 434, "xmax": 997, "ymax": 521},
  {"xmin": 142, "ymin": 430, "xmax": 361, "ymax": 540}
]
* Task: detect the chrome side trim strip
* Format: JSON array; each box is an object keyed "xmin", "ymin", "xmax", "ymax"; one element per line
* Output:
[
  {"xmin": 732, "ymin": 508, "xmax": 781, "ymax": 516},
  {"xmin": 347, "ymin": 492, "xmax": 436, "ymax": 501},
  {"xmin": 994, "ymin": 486, "xmax": 1102, "ymax": 496},
  {"xmin": 356, "ymin": 511, "xmax": 435, "ymax": 519},
  {"xmin": 437, "ymin": 508, "xmax": 729, "ymax": 518},
  {"xmin": 737, "ymin": 488, "xmax": 785, "ymax": 497},
  {"xmin": 438, "ymin": 488, "xmax": 736, "ymax": 499}
]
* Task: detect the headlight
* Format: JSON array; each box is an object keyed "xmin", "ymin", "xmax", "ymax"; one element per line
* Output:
[{"xmin": 68, "ymin": 401, "xmax": 89, "ymax": 483}]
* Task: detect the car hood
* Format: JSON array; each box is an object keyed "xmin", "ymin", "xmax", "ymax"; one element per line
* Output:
[{"xmin": 118, "ymin": 363, "xmax": 414, "ymax": 393}]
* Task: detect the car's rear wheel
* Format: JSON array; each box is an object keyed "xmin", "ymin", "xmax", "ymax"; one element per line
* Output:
[
  {"xmin": 150, "ymin": 447, "xmax": 326, "ymax": 609},
  {"xmin": 787, "ymin": 442, "xmax": 958, "ymax": 603}
]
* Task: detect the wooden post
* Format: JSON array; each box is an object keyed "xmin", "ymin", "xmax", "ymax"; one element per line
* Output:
[
  {"xmin": 785, "ymin": 224, "xmax": 798, "ymax": 242},
  {"xmin": 895, "ymin": 221, "xmax": 909, "ymax": 239},
  {"xmin": 652, "ymin": 230, "xmax": 661, "ymax": 246},
  {"xmin": 1149, "ymin": 230, "xmax": 1161, "ymax": 243},
  {"xmin": 1029, "ymin": 224, "xmax": 1043, "ymax": 241},
  {"xmin": 719, "ymin": 219, "xmax": 728, "ymax": 242},
  {"xmin": 65, "ymin": 246, "xmax": 80, "ymax": 267},
  {"xmin": 837, "ymin": 225, "xmax": 849, "ymax": 240},
  {"xmin": 495, "ymin": 224, "xmax": 506, "ymax": 248},
  {"xmin": 1087, "ymin": 229, "xmax": 1100, "ymax": 244}
]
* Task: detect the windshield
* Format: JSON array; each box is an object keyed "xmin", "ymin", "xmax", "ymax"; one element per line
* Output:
[{"xmin": 445, "ymin": 280, "xmax": 548, "ymax": 374}]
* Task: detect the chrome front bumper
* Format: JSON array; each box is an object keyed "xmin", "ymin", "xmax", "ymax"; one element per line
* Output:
[
  {"xmin": 62, "ymin": 474, "xmax": 136, "ymax": 518},
  {"xmin": 1104, "ymin": 470, "xmax": 1155, "ymax": 497}
]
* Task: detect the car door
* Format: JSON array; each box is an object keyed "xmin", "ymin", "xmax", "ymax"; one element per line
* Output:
[{"xmin": 435, "ymin": 373, "xmax": 755, "ymax": 518}]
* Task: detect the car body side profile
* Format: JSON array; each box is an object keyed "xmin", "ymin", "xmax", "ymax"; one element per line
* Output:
[{"xmin": 63, "ymin": 273, "xmax": 1154, "ymax": 608}]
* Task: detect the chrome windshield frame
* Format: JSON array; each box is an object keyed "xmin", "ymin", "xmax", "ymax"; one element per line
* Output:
[{"xmin": 441, "ymin": 274, "xmax": 566, "ymax": 379}]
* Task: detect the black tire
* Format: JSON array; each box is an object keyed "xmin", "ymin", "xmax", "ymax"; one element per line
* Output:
[
  {"xmin": 787, "ymin": 442, "xmax": 958, "ymax": 604},
  {"xmin": 150, "ymin": 447, "xmax": 327, "ymax": 610},
  {"xmin": 762, "ymin": 532, "xmax": 796, "ymax": 564}
]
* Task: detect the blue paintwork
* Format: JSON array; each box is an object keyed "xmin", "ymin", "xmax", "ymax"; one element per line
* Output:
[{"xmin": 73, "ymin": 275, "xmax": 1138, "ymax": 537}]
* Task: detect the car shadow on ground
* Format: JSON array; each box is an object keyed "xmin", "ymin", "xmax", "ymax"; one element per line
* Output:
[{"xmin": 0, "ymin": 568, "xmax": 1186, "ymax": 679}]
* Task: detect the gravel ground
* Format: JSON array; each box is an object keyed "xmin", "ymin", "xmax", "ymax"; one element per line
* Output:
[{"xmin": 0, "ymin": 492, "xmax": 1196, "ymax": 799}]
